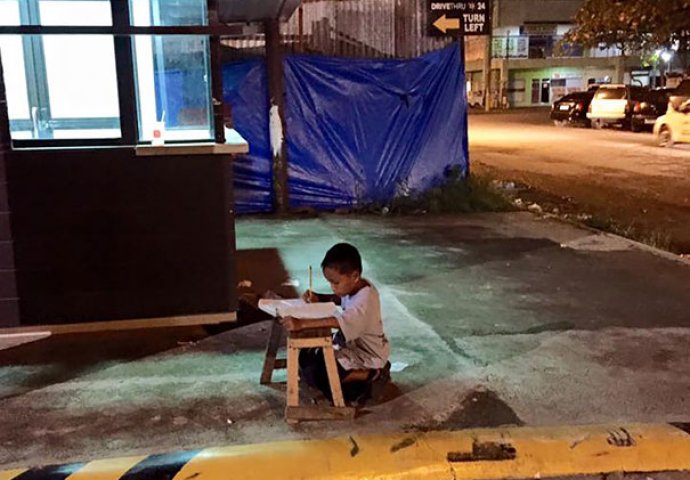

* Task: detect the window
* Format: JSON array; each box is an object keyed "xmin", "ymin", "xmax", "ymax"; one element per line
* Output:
[
  {"xmin": 0, "ymin": 0, "xmax": 121, "ymax": 140},
  {"xmin": 0, "ymin": 0, "xmax": 20, "ymax": 26},
  {"xmin": 595, "ymin": 88, "xmax": 626, "ymax": 100},
  {"xmin": 0, "ymin": 1, "xmax": 29, "ymax": 135},
  {"xmin": 132, "ymin": 35, "xmax": 212, "ymax": 142},
  {"xmin": 0, "ymin": 0, "xmax": 217, "ymax": 144},
  {"xmin": 39, "ymin": 0, "xmax": 112, "ymax": 26},
  {"xmin": 42, "ymin": 35, "xmax": 121, "ymax": 139},
  {"xmin": 129, "ymin": 0, "xmax": 207, "ymax": 26},
  {"xmin": 131, "ymin": 0, "xmax": 212, "ymax": 142}
]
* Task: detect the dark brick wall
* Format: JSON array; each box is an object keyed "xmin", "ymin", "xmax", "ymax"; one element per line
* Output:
[
  {"xmin": 0, "ymin": 51, "xmax": 20, "ymax": 327},
  {"xmin": 6, "ymin": 148, "xmax": 236, "ymax": 326}
]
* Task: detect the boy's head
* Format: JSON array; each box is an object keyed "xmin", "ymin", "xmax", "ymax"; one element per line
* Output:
[{"xmin": 321, "ymin": 243, "xmax": 362, "ymax": 297}]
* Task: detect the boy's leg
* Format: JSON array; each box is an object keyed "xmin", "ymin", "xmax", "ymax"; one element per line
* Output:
[
  {"xmin": 298, "ymin": 348, "xmax": 324, "ymax": 390},
  {"xmin": 298, "ymin": 348, "xmax": 347, "ymax": 402},
  {"xmin": 341, "ymin": 375, "xmax": 372, "ymax": 404},
  {"xmin": 341, "ymin": 363, "xmax": 392, "ymax": 404}
]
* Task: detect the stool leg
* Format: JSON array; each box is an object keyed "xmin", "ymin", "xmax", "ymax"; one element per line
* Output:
[
  {"xmin": 286, "ymin": 341, "xmax": 300, "ymax": 408},
  {"xmin": 323, "ymin": 345, "xmax": 345, "ymax": 407},
  {"xmin": 260, "ymin": 320, "xmax": 283, "ymax": 385}
]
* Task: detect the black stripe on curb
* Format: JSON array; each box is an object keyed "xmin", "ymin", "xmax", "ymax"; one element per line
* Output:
[
  {"xmin": 12, "ymin": 463, "xmax": 86, "ymax": 480},
  {"xmin": 120, "ymin": 450, "xmax": 201, "ymax": 480},
  {"xmin": 671, "ymin": 422, "xmax": 690, "ymax": 435}
]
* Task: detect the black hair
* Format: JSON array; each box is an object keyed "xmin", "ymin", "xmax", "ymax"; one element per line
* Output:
[{"xmin": 321, "ymin": 243, "xmax": 362, "ymax": 274}]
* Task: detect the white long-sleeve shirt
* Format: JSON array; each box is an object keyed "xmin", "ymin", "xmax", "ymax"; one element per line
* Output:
[{"xmin": 334, "ymin": 281, "xmax": 390, "ymax": 370}]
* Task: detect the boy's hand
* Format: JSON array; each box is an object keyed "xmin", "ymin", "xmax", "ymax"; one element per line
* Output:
[
  {"xmin": 302, "ymin": 290, "xmax": 319, "ymax": 303},
  {"xmin": 280, "ymin": 316, "xmax": 303, "ymax": 332}
]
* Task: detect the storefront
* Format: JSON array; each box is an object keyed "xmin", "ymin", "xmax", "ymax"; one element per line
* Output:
[
  {"xmin": 507, "ymin": 66, "xmax": 619, "ymax": 107},
  {"xmin": 0, "ymin": 0, "xmax": 297, "ymax": 332}
]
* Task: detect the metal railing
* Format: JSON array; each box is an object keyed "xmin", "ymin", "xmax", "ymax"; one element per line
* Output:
[
  {"xmin": 488, "ymin": 35, "xmax": 623, "ymax": 60},
  {"xmin": 222, "ymin": 0, "xmax": 454, "ymax": 59}
]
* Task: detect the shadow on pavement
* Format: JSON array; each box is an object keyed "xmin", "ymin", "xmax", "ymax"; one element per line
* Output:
[{"xmin": 0, "ymin": 248, "xmax": 298, "ymax": 399}]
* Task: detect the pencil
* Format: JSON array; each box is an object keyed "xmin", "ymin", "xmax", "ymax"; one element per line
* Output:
[{"xmin": 308, "ymin": 265, "xmax": 313, "ymax": 296}]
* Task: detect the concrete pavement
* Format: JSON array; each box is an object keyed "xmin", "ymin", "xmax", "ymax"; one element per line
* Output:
[{"xmin": 1, "ymin": 213, "xmax": 689, "ymax": 469}]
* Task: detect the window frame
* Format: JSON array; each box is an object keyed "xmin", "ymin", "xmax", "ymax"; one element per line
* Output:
[
  {"xmin": 2, "ymin": 0, "xmax": 126, "ymax": 146},
  {"xmin": 0, "ymin": 0, "xmax": 230, "ymax": 148}
]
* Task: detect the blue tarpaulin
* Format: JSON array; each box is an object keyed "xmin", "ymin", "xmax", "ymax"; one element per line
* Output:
[
  {"xmin": 223, "ymin": 59, "xmax": 274, "ymax": 213},
  {"xmin": 223, "ymin": 44, "xmax": 468, "ymax": 213},
  {"xmin": 155, "ymin": 68, "xmax": 208, "ymax": 127}
]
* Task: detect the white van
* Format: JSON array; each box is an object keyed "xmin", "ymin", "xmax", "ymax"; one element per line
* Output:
[{"xmin": 587, "ymin": 84, "xmax": 648, "ymax": 129}]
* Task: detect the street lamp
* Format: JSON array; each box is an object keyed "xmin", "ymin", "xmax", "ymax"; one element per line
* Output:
[{"xmin": 660, "ymin": 50, "xmax": 673, "ymax": 87}]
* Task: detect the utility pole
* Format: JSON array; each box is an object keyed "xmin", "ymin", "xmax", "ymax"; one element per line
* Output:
[
  {"xmin": 208, "ymin": 0, "xmax": 225, "ymax": 144},
  {"xmin": 483, "ymin": 37, "xmax": 492, "ymax": 111},
  {"xmin": 502, "ymin": 29, "xmax": 510, "ymax": 109},
  {"xmin": 265, "ymin": 19, "xmax": 290, "ymax": 214},
  {"xmin": 458, "ymin": 27, "xmax": 471, "ymax": 177},
  {"xmin": 483, "ymin": 0, "xmax": 495, "ymax": 111}
]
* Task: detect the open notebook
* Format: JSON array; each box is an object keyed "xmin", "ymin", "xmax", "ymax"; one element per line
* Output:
[{"xmin": 258, "ymin": 299, "xmax": 338, "ymax": 319}]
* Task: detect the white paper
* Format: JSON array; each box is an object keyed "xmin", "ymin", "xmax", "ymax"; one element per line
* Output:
[
  {"xmin": 390, "ymin": 361, "xmax": 410, "ymax": 373},
  {"xmin": 258, "ymin": 299, "xmax": 337, "ymax": 319}
]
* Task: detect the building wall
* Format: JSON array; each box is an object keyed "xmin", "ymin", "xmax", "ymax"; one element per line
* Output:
[
  {"xmin": 0, "ymin": 148, "xmax": 18, "ymax": 328},
  {"xmin": 496, "ymin": 0, "xmax": 582, "ymax": 27},
  {"xmin": 6, "ymin": 148, "xmax": 237, "ymax": 326},
  {"xmin": 0, "ymin": 51, "xmax": 18, "ymax": 327},
  {"xmin": 507, "ymin": 65, "xmax": 623, "ymax": 107},
  {"xmin": 462, "ymin": 0, "xmax": 650, "ymax": 108}
]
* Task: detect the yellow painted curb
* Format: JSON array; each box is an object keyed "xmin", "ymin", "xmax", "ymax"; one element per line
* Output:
[
  {"xmin": 2, "ymin": 423, "xmax": 690, "ymax": 479},
  {"xmin": 66, "ymin": 455, "xmax": 148, "ymax": 480},
  {"xmin": 0, "ymin": 470, "xmax": 26, "ymax": 480}
]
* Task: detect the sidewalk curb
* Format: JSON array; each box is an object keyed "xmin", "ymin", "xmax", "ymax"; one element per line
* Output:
[
  {"xmin": 2, "ymin": 423, "xmax": 690, "ymax": 479},
  {"xmin": 533, "ymin": 211, "xmax": 690, "ymax": 267}
]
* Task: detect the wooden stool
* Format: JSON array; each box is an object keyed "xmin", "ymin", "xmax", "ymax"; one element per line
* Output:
[{"xmin": 260, "ymin": 319, "xmax": 355, "ymax": 423}]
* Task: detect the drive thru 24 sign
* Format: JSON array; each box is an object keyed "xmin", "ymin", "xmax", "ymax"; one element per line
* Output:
[{"xmin": 428, "ymin": 1, "xmax": 491, "ymax": 37}]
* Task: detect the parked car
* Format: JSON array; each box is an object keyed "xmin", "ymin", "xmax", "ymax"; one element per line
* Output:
[
  {"xmin": 587, "ymin": 84, "xmax": 648, "ymax": 130},
  {"xmin": 550, "ymin": 91, "xmax": 594, "ymax": 127},
  {"xmin": 665, "ymin": 78, "xmax": 690, "ymax": 125},
  {"xmin": 630, "ymin": 88, "xmax": 676, "ymax": 132},
  {"xmin": 675, "ymin": 79, "xmax": 690, "ymax": 97},
  {"xmin": 467, "ymin": 90, "xmax": 484, "ymax": 108},
  {"xmin": 653, "ymin": 98, "xmax": 690, "ymax": 147}
]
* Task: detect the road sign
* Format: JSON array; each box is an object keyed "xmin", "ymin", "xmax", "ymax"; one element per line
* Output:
[{"xmin": 427, "ymin": 1, "xmax": 491, "ymax": 37}]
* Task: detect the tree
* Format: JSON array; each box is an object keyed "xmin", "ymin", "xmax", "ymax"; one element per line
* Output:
[{"xmin": 562, "ymin": 0, "xmax": 690, "ymax": 68}]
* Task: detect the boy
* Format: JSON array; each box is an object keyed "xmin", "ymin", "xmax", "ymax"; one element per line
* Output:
[{"xmin": 281, "ymin": 243, "xmax": 390, "ymax": 404}]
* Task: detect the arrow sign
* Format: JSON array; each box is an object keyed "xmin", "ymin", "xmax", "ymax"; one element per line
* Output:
[
  {"xmin": 433, "ymin": 15, "xmax": 460, "ymax": 34},
  {"xmin": 427, "ymin": 1, "xmax": 491, "ymax": 37}
]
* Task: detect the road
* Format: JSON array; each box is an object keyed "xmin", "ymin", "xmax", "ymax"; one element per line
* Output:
[{"xmin": 469, "ymin": 109, "xmax": 690, "ymax": 254}]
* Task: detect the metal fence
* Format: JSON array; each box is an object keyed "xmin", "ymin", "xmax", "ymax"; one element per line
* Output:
[
  {"xmin": 221, "ymin": 0, "xmax": 454, "ymax": 59},
  {"xmin": 489, "ymin": 35, "xmax": 623, "ymax": 60}
]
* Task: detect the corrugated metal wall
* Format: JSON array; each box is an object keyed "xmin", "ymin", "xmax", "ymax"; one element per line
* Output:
[{"xmin": 221, "ymin": 0, "xmax": 453, "ymax": 59}]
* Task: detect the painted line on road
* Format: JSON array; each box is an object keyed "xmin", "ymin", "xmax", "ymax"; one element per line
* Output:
[{"xmin": 1, "ymin": 423, "xmax": 689, "ymax": 480}]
